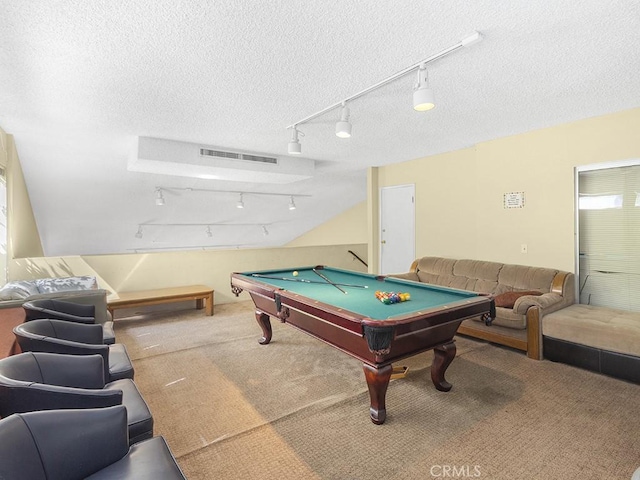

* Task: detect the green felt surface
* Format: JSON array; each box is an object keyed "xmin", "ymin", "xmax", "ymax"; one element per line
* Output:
[{"xmin": 241, "ymin": 266, "xmax": 479, "ymax": 320}]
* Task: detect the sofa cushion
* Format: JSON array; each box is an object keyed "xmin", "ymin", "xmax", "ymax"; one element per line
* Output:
[
  {"xmin": 485, "ymin": 306, "xmax": 528, "ymax": 329},
  {"xmin": 494, "ymin": 290, "xmax": 543, "ymax": 308},
  {"xmin": 453, "ymin": 259, "xmax": 502, "ymax": 293},
  {"xmin": 416, "ymin": 257, "xmax": 456, "ymax": 275},
  {"xmin": 35, "ymin": 276, "xmax": 98, "ymax": 293},
  {"xmin": 415, "ymin": 257, "xmax": 457, "ymax": 286},
  {"xmin": 544, "ymin": 304, "xmax": 640, "ymax": 357},
  {"xmin": 0, "ymin": 281, "xmax": 40, "ymax": 300},
  {"xmin": 497, "ymin": 265, "xmax": 557, "ymax": 293}
]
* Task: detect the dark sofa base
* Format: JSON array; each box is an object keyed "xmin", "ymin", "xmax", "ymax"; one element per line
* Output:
[{"xmin": 543, "ymin": 336, "xmax": 640, "ymax": 384}]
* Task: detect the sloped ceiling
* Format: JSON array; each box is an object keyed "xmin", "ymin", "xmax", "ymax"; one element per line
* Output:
[{"xmin": 1, "ymin": 1, "xmax": 639, "ymax": 255}]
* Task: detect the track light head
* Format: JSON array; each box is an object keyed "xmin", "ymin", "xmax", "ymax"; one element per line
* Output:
[
  {"xmin": 262, "ymin": 225, "xmax": 269, "ymax": 236},
  {"xmin": 236, "ymin": 193, "xmax": 245, "ymax": 209},
  {"xmin": 335, "ymin": 103, "xmax": 352, "ymax": 138},
  {"xmin": 135, "ymin": 226, "xmax": 143, "ymax": 239},
  {"xmin": 155, "ymin": 188, "xmax": 165, "ymax": 206},
  {"xmin": 288, "ymin": 127, "xmax": 302, "ymax": 155},
  {"xmin": 413, "ymin": 65, "xmax": 435, "ymax": 112},
  {"xmin": 288, "ymin": 196, "xmax": 297, "ymax": 210},
  {"xmin": 206, "ymin": 226, "xmax": 213, "ymax": 237},
  {"xmin": 461, "ymin": 31, "xmax": 482, "ymax": 47}
]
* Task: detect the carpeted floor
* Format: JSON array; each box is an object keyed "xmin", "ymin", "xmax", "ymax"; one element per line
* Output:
[{"xmin": 116, "ymin": 302, "xmax": 640, "ymax": 480}]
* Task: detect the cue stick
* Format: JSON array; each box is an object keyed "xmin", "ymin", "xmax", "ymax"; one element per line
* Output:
[
  {"xmin": 312, "ymin": 268, "xmax": 348, "ymax": 295},
  {"xmin": 251, "ymin": 274, "xmax": 368, "ymax": 289}
]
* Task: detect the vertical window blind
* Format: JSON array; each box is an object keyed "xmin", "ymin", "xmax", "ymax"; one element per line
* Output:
[{"xmin": 578, "ymin": 164, "xmax": 640, "ymax": 311}]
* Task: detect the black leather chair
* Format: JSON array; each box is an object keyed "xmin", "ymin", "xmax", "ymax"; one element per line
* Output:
[
  {"xmin": 23, "ymin": 298, "xmax": 116, "ymax": 344},
  {"xmin": 0, "ymin": 406, "xmax": 186, "ymax": 480},
  {"xmin": 13, "ymin": 319, "xmax": 134, "ymax": 382},
  {"xmin": 0, "ymin": 352, "xmax": 152, "ymax": 445}
]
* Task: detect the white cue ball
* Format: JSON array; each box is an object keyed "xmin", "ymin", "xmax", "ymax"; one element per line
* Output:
[{"xmin": 292, "ymin": 271, "xmax": 299, "ymax": 276}]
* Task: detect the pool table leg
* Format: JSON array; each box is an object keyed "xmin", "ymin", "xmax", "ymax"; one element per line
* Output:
[
  {"xmin": 255, "ymin": 310, "xmax": 273, "ymax": 345},
  {"xmin": 431, "ymin": 340, "xmax": 456, "ymax": 392},
  {"xmin": 363, "ymin": 363, "xmax": 393, "ymax": 425}
]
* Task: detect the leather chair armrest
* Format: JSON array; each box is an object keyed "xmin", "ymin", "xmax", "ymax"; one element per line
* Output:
[
  {"xmin": 16, "ymin": 406, "xmax": 130, "ymax": 478},
  {"xmin": 102, "ymin": 321, "xmax": 116, "ymax": 345}
]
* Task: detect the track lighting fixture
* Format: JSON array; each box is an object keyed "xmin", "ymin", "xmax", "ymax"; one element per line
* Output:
[
  {"xmin": 135, "ymin": 226, "xmax": 143, "ymax": 239},
  {"xmin": 335, "ymin": 103, "xmax": 352, "ymax": 138},
  {"xmin": 206, "ymin": 226, "xmax": 213, "ymax": 237},
  {"xmin": 154, "ymin": 187, "xmax": 311, "ymax": 211},
  {"xmin": 285, "ymin": 31, "xmax": 482, "ymax": 151},
  {"xmin": 288, "ymin": 127, "xmax": 302, "ymax": 155},
  {"xmin": 155, "ymin": 188, "xmax": 165, "ymax": 206},
  {"xmin": 262, "ymin": 225, "xmax": 269, "ymax": 236},
  {"xmin": 413, "ymin": 64, "xmax": 435, "ymax": 111}
]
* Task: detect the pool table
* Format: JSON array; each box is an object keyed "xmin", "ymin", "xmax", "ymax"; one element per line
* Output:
[{"xmin": 230, "ymin": 265, "xmax": 494, "ymax": 424}]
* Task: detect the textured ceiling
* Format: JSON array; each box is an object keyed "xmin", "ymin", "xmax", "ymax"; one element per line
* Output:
[{"xmin": 1, "ymin": 1, "xmax": 639, "ymax": 255}]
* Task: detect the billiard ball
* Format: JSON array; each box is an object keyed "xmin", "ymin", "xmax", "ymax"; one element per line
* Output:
[{"xmin": 292, "ymin": 271, "xmax": 299, "ymax": 277}]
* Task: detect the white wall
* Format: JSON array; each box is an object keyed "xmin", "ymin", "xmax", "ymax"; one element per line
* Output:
[{"xmin": 3, "ymin": 127, "xmax": 369, "ymax": 303}]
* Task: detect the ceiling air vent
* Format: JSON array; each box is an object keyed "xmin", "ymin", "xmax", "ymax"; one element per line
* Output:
[{"xmin": 200, "ymin": 148, "xmax": 278, "ymax": 165}]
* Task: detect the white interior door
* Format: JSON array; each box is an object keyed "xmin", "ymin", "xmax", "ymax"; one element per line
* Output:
[{"xmin": 380, "ymin": 184, "xmax": 415, "ymax": 274}]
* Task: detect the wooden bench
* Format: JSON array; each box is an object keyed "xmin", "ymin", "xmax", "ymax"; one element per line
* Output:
[{"xmin": 107, "ymin": 285, "xmax": 214, "ymax": 318}]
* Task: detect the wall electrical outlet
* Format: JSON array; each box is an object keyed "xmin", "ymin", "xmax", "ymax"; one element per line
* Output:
[{"xmin": 520, "ymin": 244, "xmax": 528, "ymax": 254}]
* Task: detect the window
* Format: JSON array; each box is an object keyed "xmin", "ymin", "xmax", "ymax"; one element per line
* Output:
[{"xmin": 577, "ymin": 162, "xmax": 640, "ymax": 311}]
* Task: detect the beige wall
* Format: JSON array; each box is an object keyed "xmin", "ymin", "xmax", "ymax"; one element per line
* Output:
[
  {"xmin": 372, "ymin": 108, "xmax": 640, "ymax": 273},
  {"xmin": 2, "ymin": 129, "xmax": 44, "ymax": 263},
  {"xmin": 9, "ymin": 244, "xmax": 368, "ymax": 305},
  {"xmin": 367, "ymin": 167, "xmax": 379, "ymax": 273},
  {"xmin": 375, "ymin": 147, "xmax": 480, "ymax": 263},
  {"xmin": 286, "ymin": 201, "xmax": 368, "ymax": 247}
]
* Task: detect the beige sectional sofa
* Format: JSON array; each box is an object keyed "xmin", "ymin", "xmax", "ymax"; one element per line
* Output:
[{"xmin": 391, "ymin": 257, "xmax": 575, "ymax": 359}]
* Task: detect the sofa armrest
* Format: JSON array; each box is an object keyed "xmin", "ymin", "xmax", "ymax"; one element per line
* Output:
[
  {"xmin": 0, "ymin": 299, "xmax": 27, "ymax": 309},
  {"xmin": 514, "ymin": 290, "xmax": 575, "ymax": 317},
  {"xmin": 513, "ymin": 292, "xmax": 562, "ymax": 314}
]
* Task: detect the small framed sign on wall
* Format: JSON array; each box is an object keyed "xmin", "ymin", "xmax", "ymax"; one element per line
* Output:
[{"xmin": 504, "ymin": 191, "xmax": 525, "ymax": 208}]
